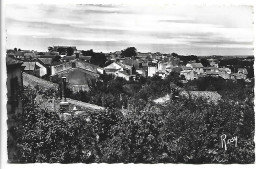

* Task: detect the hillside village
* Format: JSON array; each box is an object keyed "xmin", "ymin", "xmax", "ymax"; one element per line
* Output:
[
  {"xmin": 6, "ymin": 46, "xmax": 255, "ymax": 163},
  {"xmin": 7, "ymin": 46, "xmax": 253, "ymax": 83},
  {"xmin": 7, "ymin": 46, "xmax": 254, "ymax": 111}
]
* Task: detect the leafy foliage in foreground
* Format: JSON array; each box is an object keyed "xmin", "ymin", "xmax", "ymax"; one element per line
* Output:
[{"xmin": 8, "ymin": 85, "xmax": 254, "ymax": 163}]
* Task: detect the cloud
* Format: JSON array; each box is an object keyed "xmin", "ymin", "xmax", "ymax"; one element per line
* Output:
[
  {"xmin": 5, "ymin": 4, "xmax": 254, "ymax": 55},
  {"xmin": 159, "ymin": 19, "xmax": 197, "ymax": 24}
]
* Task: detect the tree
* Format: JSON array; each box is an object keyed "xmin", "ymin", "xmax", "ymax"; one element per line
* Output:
[
  {"xmin": 57, "ymin": 48, "xmax": 66, "ymax": 55},
  {"xmin": 14, "ymin": 48, "xmax": 17, "ymax": 53},
  {"xmin": 48, "ymin": 46, "xmax": 53, "ymax": 52},
  {"xmin": 90, "ymin": 53, "xmax": 107, "ymax": 67},
  {"xmin": 82, "ymin": 49, "xmax": 95, "ymax": 56},
  {"xmin": 200, "ymin": 58, "xmax": 210, "ymax": 67},
  {"xmin": 8, "ymin": 76, "xmax": 255, "ymax": 163},
  {"xmin": 67, "ymin": 47, "xmax": 74, "ymax": 56},
  {"xmin": 52, "ymin": 55, "xmax": 61, "ymax": 62},
  {"xmin": 121, "ymin": 47, "xmax": 137, "ymax": 58},
  {"xmin": 171, "ymin": 52, "xmax": 179, "ymax": 57}
]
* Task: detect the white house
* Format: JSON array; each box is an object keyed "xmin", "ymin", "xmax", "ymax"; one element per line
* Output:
[
  {"xmin": 148, "ymin": 66, "xmax": 157, "ymax": 77},
  {"xmin": 22, "ymin": 61, "xmax": 47, "ymax": 77},
  {"xmin": 186, "ymin": 63, "xmax": 204, "ymax": 74}
]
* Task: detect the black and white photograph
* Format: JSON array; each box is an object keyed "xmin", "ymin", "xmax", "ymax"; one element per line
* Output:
[{"xmin": 1, "ymin": 0, "xmax": 258, "ymax": 166}]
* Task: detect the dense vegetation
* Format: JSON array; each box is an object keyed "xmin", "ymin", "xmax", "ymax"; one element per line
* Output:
[
  {"xmin": 68, "ymin": 72, "xmax": 180, "ymax": 109},
  {"xmin": 81, "ymin": 49, "xmax": 107, "ymax": 67},
  {"xmin": 219, "ymin": 58, "xmax": 254, "ymax": 78},
  {"xmin": 8, "ymin": 72, "xmax": 255, "ymax": 163}
]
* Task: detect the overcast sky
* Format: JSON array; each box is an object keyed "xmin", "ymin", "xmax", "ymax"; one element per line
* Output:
[{"xmin": 5, "ymin": 4, "xmax": 254, "ymax": 55}]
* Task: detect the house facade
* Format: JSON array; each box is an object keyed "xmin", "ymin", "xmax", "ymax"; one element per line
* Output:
[
  {"xmin": 180, "ymin": 69, "xmax": 195, "ymax": 81},
  {"xmin": 22, "ymin": 61, "xmax": 47, "ymax": 77},
  {"xmin": 6, "ymin": 56, "xmax": 24, "ymax": 115},
  {"xmin": 147, "ymin": 66, "xmax": 157, "ymax": 77},
  {"xmin": 186, "ymin": 63, "xmax": 204, "ymax": 74},
  {"xmin": 51, "ymin": 60, "xmax": 100, "ymax": 92}
]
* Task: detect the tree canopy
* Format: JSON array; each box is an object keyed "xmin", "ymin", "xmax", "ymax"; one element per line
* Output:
[
  {"xmin": 90, "ymin": 53, "xmax": 107, "ymax": 67},
  {"xmin": 67, "ymin": 47, "xmax": 74, "ymax": 56},
  {"xmin": 121, "ymin": 47, "xmax": 137, "ymax": 58},
  {"xmin": 82, "ymin": 49, "xmax": 95, "ymax": 56},
  {"xmin": 8, "ymin": 84, "xmax": 254, "ymax": 163}
]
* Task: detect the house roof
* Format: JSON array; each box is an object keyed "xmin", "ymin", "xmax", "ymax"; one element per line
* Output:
[
  {"xmin": 206, "ymin": 71, "xmax": 219, "ymax": 75},
  {"xmin": 123, "ymin": 58, "xmax": 140, "ymax": 66},
  {"xmin": 203, "ymin": 67, "xmax": 218, "ymax": 70},
  {"xmin": 7, "ymin": 49, "xmax": 16, "ymax": 54},
  {"xmin": 117, "ymin": 62, "xmax": 132, "ymax": 69},
  {"xmin": 51, "ymin": 61, "xmax": 63, "ymax": 66},
  {"xmin": 182, "ymin": 66, "xmax": 193, "ymax": 70},
  {"xmin": 22, "ymin": 62, "xmax": 37, "ymax": 70},
  {"xmin": 67, "ymin": 98, "xmax": 105, "ymax": 111},
  {"xmin": 137, "ymin": 53, "xmax": 151, "ymax": 58},
  {"xmin": 37, "ymin": 55, "xmax": 56, "ymax": 58},
  {"xmin": 15, "ymin": 51, "xmax": 25, "ymax": 56},
  {"xmin": 188, "ymin": 63, "xmax": 204, "ymax": 68},
  {"xmin": 117, "ymin": 70, "xmax": 130, "ymax": 76},
  {"xmin": 6, "ymin": 56, "xmax": 23, "ymax": 66},
  {"xmin": 181, "ymin": 70, "xmax": 192, "ymax": 73},
  {"xmin": 218, "ymin": 68, "xmax": 231, "ymax": 73},
  {"xmin": 38, "ymin": 58, "xmax": 53, "ymax": 65},
  {"xmin": 24, "ymin": 52, "xmax": 37, "ymax": 58},
  {"xmin": 171, "ymin": 67, "xmax": 183, "ymax": 73},
  {"xmin": 62, "ymin": 55, "xmax": 92, "ymax": 61},
  {"xmin": 52, "ymin": 59, "xmax": 100, "ymax": 75},
  {"xmin": 104, "ymin": 62, "xmax": 122, "ymax": 70}
]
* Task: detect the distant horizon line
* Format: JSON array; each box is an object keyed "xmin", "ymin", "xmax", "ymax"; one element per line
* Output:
[{"xmin": 6, "ymin": 47, "xmax": 253, "ymax": 57}]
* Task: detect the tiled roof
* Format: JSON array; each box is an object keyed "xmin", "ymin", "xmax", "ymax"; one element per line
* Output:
[
  {"xmin": 104, "ymin": 62, "xmax": 122, "ymax": 70},
  {"xmin": 23, "ymin": 72, "xmax": 58, "ymax": 89},
  {"xmin": 189, "ymin": 63, "xmax": 204, "ymax": 68},
  {"xmin": 171, "ymin": 67, "xmax": 183, "ymax": 73},
  {"xmin": 24, "ymin": 52, "xmax": 37, "ymax": 57},
  {"xmin": 117, "ymin": 62, "xmax": 132, "ymax": 69},
  {"xmin": 137, "ymin": 53, "xmax": 151, "ymax": 58},
  {"xmin": 38, "ymin": 58, "xmax": 53, "ymax": 65},
  {"xmin": 203, "ymin": 67, "xmax": 218, "ymax": 70},
  {"xmin": 22, "ymin": 62, "xmax": 36, "ymax": 70},
  {"xmin": 62, "ymin": 55, "xmax": 92, "ymax": 61},
  {"xmin": 206, "ymin": 71, "xmax": 219, "ymax": 75},
  {"xmin": 6, "ymin": 56, "xmax": 23, "ymax": 66},
  {"xmin": 51, "ymin": 61, "xmax": 63, "ymax": 66},
  {"xmin": 67, "ymin": 98, "xmax": 105, "ymax": 111},
  {"xmin": 37, "ymin": 55, "xmax": 56, "ymax": 58},
  {"xmin": 15, "ymin": 51, "xmax": 25, "ymax": 56},
  {"xmin": 182, "ymin": 66, "xmax": 193, "ymax": 70},
  {"xmin": 118, "ymin": 70, "xmax": 130, "ymax": 76}
]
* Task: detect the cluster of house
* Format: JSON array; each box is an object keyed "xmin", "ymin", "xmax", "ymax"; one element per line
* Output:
[
  {"xmin": 6, "ymin": 46, "xmax": 250, "ymax": 91},
  {"xmin": 104, "ymin": 52, "xmax": 180, "ymax": 80},
  {"xmin": 104, "ymin": 52, "xmax": 249, "ymax": 82},
  {"xmin": 5, "ymin": 47, "xmax": 252, "ymax": 120},
  {"xmin": 6, "ymin": 55, "xmax": 105, "ymax": 121},
  {"xmin": 6, "ymin": 46, "xmax": 104, "ymax": 92}
]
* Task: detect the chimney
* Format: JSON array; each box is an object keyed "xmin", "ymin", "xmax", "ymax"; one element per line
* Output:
[
  {"xmin": 61, "ymin": 77, "xmax": 67, "ymax": 101},
  {"xmin": 60, "ymin": 77, "xmax": 69, "ymax": 113},
  {"xmin": 75, "ymin": 51, "xmax": 80, "ymax": 59}
]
